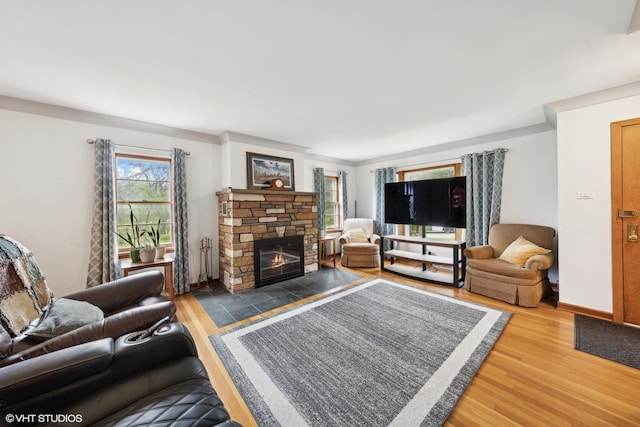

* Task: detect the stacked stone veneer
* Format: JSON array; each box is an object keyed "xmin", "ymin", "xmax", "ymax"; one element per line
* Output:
[{"xmin": 216, "ymin": 188, "xmax": 318, "ymax": 293}]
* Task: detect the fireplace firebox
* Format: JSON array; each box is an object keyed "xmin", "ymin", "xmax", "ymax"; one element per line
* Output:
[{"xmin": 254, "ymin": 235, "xmax": 305, "ymax": 287}]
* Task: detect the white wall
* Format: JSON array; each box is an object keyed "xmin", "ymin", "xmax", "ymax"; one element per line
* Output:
[
  {"xmin": 557, "ymin": 94, "xmax": 640, "ymax": 313},
  {"xmin": 355, "ymin": 129, "xmax": 559, "ymax": 281},
  {"xmin": 220, "ymin": 135, "xmax": 306, "ymax": 190},
  {"xmin": 0, "ymin": 109, "xmax": 220, "ymax": 296}
]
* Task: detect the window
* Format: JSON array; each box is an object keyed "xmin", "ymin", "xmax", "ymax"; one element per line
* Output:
[
  {"xmin": 402, "ymin": 165, "xmax": 457, "ymax": 181},
  {"xmin": 324, "ymin": 176, "xmax": 341, "ymax": 231},
  {"xmin": 398, "ymin": 163, "xmax": 462, "ymax": 240},
  {"xmin": 115, "ymin": 154, "xmax": 173, "ymax": 253}
]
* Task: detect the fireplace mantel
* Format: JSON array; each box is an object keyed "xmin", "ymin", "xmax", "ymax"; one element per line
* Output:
[
  {"xmin": 217, "ymin": 188, "xmax": 318, "ymax": 293},
  {"xmin": 216, "ymin": 188, "xmax": 318, "ymax": 197}
]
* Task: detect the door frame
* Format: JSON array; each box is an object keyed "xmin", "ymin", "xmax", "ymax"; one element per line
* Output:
[{"xmin": 610, "ymin": 117, "xmax": 640, "ymax": 324}]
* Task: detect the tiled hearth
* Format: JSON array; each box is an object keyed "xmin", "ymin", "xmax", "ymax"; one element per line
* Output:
[{"xmin": 216, "ymin": 188, "xmax": 318, "ymax": 293}]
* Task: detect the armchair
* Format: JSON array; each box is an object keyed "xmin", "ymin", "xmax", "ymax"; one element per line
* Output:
[
  {"xmin": 463, "ymin": 223, "xmax": 555, "ymax": 307},
  {"xmin": 0, "ymin": 322, "xmax": 241, "ymax": 426},
  {"xmin": 339, "ymin": 218, "xmax": 381, "ymax": 268},
  {"xmin": 0, "ymin": 235, "xmax": 176, "ymax": 367}
]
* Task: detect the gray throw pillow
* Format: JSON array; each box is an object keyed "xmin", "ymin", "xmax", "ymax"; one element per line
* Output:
[{"xmin": 26, "ymin": 298, "xmax": 104, "ymax": 341}]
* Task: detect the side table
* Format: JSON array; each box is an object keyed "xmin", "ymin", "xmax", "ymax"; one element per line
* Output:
[
  {"xmin": 120, "ymin": 256, "xmax": 175, "ymax": 300},
  {"xmin": 318, "ymin": 236, "xmax": 337, "ymax": 269}
]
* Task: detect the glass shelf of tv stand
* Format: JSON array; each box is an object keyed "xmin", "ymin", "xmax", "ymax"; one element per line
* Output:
[{"xmin": 381, "ymin": 235, "xmax": 466, "ymax": 287}]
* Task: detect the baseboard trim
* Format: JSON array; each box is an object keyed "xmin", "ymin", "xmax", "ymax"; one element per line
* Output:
[{"xmin": 556, "ymin": 302, "xmax": 612, "ymax": 321}]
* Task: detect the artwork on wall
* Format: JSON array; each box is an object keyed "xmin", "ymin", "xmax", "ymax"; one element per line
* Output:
[{"xmin": 246, "ymin": 152, "xmax": 295, "ymax": 191}]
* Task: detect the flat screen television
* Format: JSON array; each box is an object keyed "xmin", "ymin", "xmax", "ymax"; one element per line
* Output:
[{"xmin": 384, "ymin": 176, "xmax": 466, "ymax": 228}]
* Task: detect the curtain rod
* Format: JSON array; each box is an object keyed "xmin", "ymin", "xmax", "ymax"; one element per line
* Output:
[
  {"xmin": 369, "ymin": 148, "xmax": 508, "ymax": 172},
  {"xmin": 86, "ymin": 139, "xmax": 191, "ymax": 155}
]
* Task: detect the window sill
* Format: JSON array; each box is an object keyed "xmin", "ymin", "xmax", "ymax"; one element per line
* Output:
[{"xmin": 118, "ymin": 247, "xmax": 175, "ymax": 259}]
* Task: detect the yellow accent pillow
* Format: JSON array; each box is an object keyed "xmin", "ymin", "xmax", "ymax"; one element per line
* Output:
[
  {"xmin": 498, "ymin": 236, "xmax": 551, "ymax": 267},
  {"xmin": 347, "ymin": 229, "xmax": 369, "ymax": 243}
]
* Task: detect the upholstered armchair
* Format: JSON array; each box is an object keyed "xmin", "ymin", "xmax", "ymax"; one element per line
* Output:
[
  {"xmin": 464, "ymin": 223, "xmax": 555, "ymax": 307},
  {"xmin": 0, "ymin": 235, "xmax": 176, "ymax": 367},
  {"xmin": 339, "ymin": 218, "xmax": 381, "ymax": 268}
]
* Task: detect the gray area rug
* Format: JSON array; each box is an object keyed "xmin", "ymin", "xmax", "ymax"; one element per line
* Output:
[
  {"xmin": 574, "ymin": 314, "xmax": 640, "ymax": 369},
  {"xmin": 211, "ymin": 278, "xmax": 511, "ymax": 426}
]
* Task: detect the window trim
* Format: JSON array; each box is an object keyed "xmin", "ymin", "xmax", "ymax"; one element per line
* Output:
[
  {"xmin": 398, "ymin": 163, "xmax": 461, "ymax": 181},
  {"xmin": 115, "ymin": 153, "xmax": 174, "ymax": 256},
  {"xmin": 323, "ymin": 175, "xmax": 342, "ymax": 232},
  {"xmin": 397, "ymin": 163, "xmax": 463, "ymax": 241}
]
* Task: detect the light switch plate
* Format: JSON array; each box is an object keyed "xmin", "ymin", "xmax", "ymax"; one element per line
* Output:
[{"xmin": 576, "ymin": 192, "xmax": 594, "ymax": 199}]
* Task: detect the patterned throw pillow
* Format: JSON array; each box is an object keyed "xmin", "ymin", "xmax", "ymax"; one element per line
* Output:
[
  {"xmin": 498, "ymin": 236, "xmax": 551, "ymax": 267},
  {"xmin": 0, "ymin": 235, "xmax": 52, "ymax": 336},
  {"xmin": 347, "ymin": 229, "xmax": 369, "ymax": 243}
]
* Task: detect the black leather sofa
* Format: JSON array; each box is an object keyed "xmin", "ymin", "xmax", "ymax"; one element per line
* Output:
[
  {"xmin": 0, "ymin": 322, "xmax": 241, "ymax": 426},
  {"xmin": 1, "ymin": 271, "xmax": 176, "ymax": 367}
]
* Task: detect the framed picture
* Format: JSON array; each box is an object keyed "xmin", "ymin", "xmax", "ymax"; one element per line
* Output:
[{"xmin": 246, "ymin": 152, "xmax": 295, "ymax": 191}]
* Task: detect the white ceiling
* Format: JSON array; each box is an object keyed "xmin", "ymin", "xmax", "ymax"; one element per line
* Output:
[{"xmin": 1, "ymin": 1, "xmax": 639, "ymax": 162}]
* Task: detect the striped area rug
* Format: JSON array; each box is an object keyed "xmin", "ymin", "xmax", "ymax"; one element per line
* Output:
[{"xmin": 211, "ymin": 278, "xmax": 511, "ymax": 426}]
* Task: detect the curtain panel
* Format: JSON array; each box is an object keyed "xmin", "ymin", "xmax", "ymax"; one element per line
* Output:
[
  {"xmin": 338, "ymin": 171, "xmax": 348, "ymax": 226},
  {"xmin": 461, "ymin": 148, "xmax": 507, "ymax": 246},
  {"xmin": 313, "ymin": 168, "xmax": 325, "ymax": 236},
  {"xmin": 172, "ymin": 148, "xmax": 190, "ymax": 295},
  {"xmin": 374, "ymin": 167, "xmax": 397, "ymax": 250},
  {"xmin": 86, "ymin": 139, "xmax": 120, "ymax": 287}
]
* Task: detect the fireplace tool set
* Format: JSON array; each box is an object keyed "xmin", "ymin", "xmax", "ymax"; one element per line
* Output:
[{"xmin": 198, "ymin": 237, "xmax": 214, "ymax": 290}]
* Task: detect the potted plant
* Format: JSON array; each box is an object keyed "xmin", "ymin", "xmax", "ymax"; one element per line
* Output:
[
  {"xmin": 139, "ymin": 244, "xmax": 156, "ymax": 263},
  {"xmin": 115, "ymin": 203, "xmax": 142, "ymax": 262},
  {"xmin": 143, "ymin": 219, "xmax": 165, "ymax": 259}
]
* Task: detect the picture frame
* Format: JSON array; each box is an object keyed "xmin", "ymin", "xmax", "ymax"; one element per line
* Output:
[{"xmin": 246, "ymin": 152, "xmax": 295, "ymax": 191}]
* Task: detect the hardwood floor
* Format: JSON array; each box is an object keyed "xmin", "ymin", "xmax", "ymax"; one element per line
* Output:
[{"xmin": 175, "ymin": 261, "xmax": 640, "ymax": 426}]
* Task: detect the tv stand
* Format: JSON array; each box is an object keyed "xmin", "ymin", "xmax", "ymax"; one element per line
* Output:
[{"xmin": 381, "ymin": 235, "xmax": 466, "ymax": 287}]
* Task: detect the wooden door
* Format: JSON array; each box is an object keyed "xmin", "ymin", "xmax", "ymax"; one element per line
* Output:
[{"xmin": 612, "ymin": 117, "xmax": 640, "ymax": 325}]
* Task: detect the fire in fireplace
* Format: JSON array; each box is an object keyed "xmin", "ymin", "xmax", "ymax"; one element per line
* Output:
[{"xmin": 254, "ymin": 235, "xmax": 305, "ymax": 287}]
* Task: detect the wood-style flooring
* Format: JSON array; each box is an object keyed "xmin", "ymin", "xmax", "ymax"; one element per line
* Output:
[{"xmin": 175, "ymin": 260, "xmax": 640, "ymax": 426}]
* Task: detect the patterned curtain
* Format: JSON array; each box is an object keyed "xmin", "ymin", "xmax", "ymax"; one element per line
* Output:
[
  {"xmin": 374, "ymin": 167, "xmax": 397, "ymax": 250},
  {"xmin": 313, "ymin": 168, "xmax": 325, "ymax": 236},
  {"xmin": 172, "ymin": 148, "xmax": 190, "ymax": 295},
  {"xmin": 461, "ymin": 148, "xmax": 507, "ymax": 246},
  {"xmin": 338, "ymin": 171, "xmax": 348, "ymax": 226},
  {"xmin": 86, "ymin": 139, "xmax": 120, "ymax": 287}
]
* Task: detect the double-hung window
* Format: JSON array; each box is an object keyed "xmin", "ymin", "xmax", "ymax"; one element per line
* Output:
[
  {"xmin": 323, "ymin": 176, "xmax": 341, "ymax": 232},
  {"xmin": 115, "ymin": 154, "xmax": 173, "ymax": 254}
]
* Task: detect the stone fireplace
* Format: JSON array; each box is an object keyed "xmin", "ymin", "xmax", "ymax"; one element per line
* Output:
[{"xmin": 216, "ymin": 188, "xmax": 318, "ymax": 293}]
